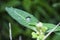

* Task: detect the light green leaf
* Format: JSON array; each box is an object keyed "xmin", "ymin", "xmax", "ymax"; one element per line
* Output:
[
  {"xmin": 5, "ymin": 7, "xmax": 39, "ymax": 31},
  {"xmin": 5, "ymin": 7, "xmax": 60, "ymax": 32},
  {"xmin": 43, "ymin": 23, "xmax": 60, "ymax": 32}
]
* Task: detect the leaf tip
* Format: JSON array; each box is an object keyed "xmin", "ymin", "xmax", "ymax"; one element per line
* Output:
[{"xmin": 5, "ymin": 7, "xmax": 13, "ymax": 11}]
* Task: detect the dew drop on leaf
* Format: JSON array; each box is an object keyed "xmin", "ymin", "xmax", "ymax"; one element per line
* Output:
[{"xmin": 26, "ymin": 16, "xmax": 31, "ymax": 22}]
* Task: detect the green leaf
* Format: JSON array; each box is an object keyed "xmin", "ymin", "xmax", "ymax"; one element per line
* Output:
[
  {"xmin": 52, "ymin": 32, "xmax": 60, "ymax": 40},
  {"xmin": 43, "ymin": 23, "xmax": 60, "ymax": 32},
  {"xmin": 44, "ymin": 23, "xmax": 60, "ymax": 40},
  {"xmin": 46, "ymin": 32, "xmax": 60, "ymax": 40},
  {"xmin": 5, "ymin": 7, "xmax": 60, "ymax": 32},
  {"xmin": 5, "ymin": 7, "xmax": 39, "ymax": 31}
]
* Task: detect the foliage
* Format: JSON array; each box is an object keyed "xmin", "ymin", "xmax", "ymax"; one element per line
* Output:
[
  {"xmin": 0, "ymin": 0, "xmax": 60, "ymax": 40},
  {"xmin": 5, "ymin": 7, "xmax": 60, "ymax": 40}
]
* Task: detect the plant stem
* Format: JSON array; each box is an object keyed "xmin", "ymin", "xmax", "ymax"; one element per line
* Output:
[
  {"xmin": 19, "ymin": 36, "xmax": 22, "ymax": 40},
  {"xmin": 43, "ymin": 22, "xmax": 60, "ymax": 40},
  {"xmin": 9, "ymin": 23, "xmax": 12, "ymax": 40}
]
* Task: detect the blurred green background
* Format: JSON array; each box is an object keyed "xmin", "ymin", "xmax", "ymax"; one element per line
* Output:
[{"xmin": 0, "ymin": 0, "xmax": 60, "ymax": 40}]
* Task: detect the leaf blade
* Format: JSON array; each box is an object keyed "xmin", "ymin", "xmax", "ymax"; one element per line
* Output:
[{"xmin": 5, "ymin": 7, "xmax": 39, "ymax": 31}]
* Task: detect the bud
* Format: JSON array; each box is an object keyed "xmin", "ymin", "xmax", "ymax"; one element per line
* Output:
[
  {"xmin": 32, "ymin": 32, "xmax": 38, "ymax": 38},
  {"xmin": 36, "ymin": 22, "xmax": 43, "ymax": 27}
]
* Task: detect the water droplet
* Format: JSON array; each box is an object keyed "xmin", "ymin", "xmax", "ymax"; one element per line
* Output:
[{"xmin": 26, "ymin": 16, "xmax": 31, "ymax": 22}]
